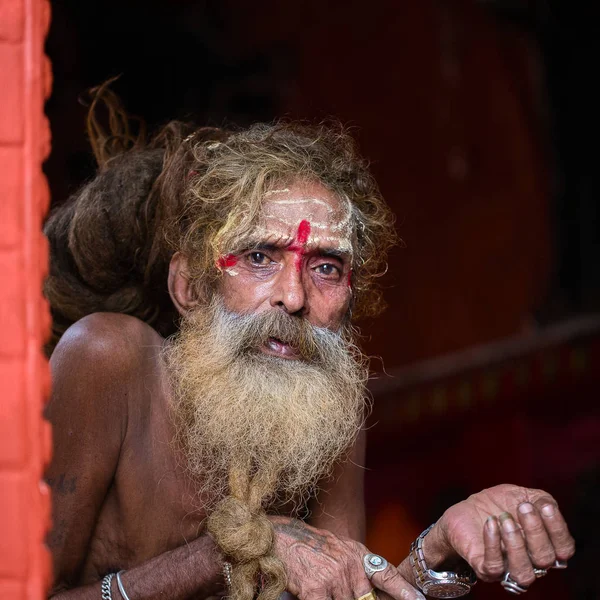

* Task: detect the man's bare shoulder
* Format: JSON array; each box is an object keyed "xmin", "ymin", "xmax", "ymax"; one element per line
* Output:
[
  {"xmin": 51, "ymin": 312, "xmax": 167, "ymax": 402},
  {"xmin": 54, "ymin": 312, "xmax": 164, "ymax": 365}
]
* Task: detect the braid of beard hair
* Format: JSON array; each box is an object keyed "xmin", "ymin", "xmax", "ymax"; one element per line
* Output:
[{"xmin": 207, "ymin": 465, "xmax": 287, "ymax": 600}]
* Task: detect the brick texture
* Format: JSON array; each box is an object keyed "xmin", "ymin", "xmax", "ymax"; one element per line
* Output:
[{"xmin": 0, "ymin": 0, "xmax": 53, "ymax": 598}]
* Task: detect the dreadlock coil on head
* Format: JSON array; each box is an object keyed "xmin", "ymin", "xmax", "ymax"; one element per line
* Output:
[{"xmin": 43, "ymin": 83, "xmax": 226, "ymax": 354}]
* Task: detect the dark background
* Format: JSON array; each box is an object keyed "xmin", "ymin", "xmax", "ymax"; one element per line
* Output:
[{"xmin": 45, "ymin": 1, "xmax": 600, "ymax": 598}]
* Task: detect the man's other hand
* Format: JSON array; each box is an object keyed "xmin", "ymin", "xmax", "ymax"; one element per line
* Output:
[
  {"xmin": 431, "ymin": 484, "xmax": 575, "ymax": 589},
  {"xmin": 272, "ymin": 517, "xmax": 424, "ymax": 600}
]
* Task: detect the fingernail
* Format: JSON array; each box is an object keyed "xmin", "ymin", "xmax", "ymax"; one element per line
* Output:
[
  {"xmin": 553, "ymin": 559, "xmax": 568, "ymax": 569},
  {"xmin": 499, "ymin": 512, "xmax": 516, "ymax": 532},
  {"xmin": 486, "ymin": 516, "xmax": 498, "ymax": 532},
  {"xmin": 542, "ymin": 504, "xmax": 555, "ymax": 517},
  {"xmin": 518, "ymin": 502, "xmax": 534, "ymax": 514}
]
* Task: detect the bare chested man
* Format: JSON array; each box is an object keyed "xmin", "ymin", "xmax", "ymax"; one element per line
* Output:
[{"xmin": 44, "ymin": 101, "xmax": 575, "ymax": 600}]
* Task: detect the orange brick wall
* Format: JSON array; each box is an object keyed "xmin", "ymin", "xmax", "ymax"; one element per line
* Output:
[{"xmin": 0, "ymin": 0, "xmax": 53, "ymax": 598}]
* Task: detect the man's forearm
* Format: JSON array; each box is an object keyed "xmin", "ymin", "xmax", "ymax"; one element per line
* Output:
[{"xmin": 50, "ymin": 533, "xmax": 224, "ymax": 600}]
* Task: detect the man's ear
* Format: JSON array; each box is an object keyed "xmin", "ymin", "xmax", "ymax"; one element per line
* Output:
[{"xmin": 168, "ymin": 252, "xmax": 199, "ymax": 316}]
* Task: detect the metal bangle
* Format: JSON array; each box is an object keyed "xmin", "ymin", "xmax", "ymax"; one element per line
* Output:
[
  {"xmin": 101, "ymin": 573, "xmax": 115, "ymax": 600},
  {"xmin": 116, "ymin": 571, "xmax": 132, "ymax": 600},
  {"xmin": 223, "ymin": 561, "xmax": 233, "ymax": 589}
]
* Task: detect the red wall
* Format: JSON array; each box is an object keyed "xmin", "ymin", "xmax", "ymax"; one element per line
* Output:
[{"xmin": 0, "ymin": 0, "xmax": 53, "ymax": 598}]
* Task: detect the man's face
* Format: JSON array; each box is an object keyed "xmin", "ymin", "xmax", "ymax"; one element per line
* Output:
[{"xmin": 217, "ymin": 181, "xmax": 353, "ymax": 359}]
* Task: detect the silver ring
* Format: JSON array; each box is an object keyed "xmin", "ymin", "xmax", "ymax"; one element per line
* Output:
[
  {"xmin": 533, "ymin": 568, "xmax": 547, "ymax": 578},
  {"xmin": 501, "ymin": 572, "xmax": 528, "ymax": 595},
  {"xmin": 363, "ymin": 554, "xmax": 389, "ymax": 579},
  {"xmin": 552, "ymin": 560, "xmax": 568, "ymax": 569}
]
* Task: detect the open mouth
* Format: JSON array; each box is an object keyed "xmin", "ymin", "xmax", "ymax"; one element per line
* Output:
[{"xmin": 261, "ymin": 337, "xmax": 300, "ymax": 359}]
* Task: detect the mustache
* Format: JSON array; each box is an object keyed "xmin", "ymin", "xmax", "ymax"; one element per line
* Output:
[{"xmin": 215, "ymin": 308, "xmax": 347, "ymax": 363}]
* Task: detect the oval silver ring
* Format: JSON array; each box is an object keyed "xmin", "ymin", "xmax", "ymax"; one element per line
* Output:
[{"xmin": 363, "ymin": 554, "xmax": 389, "ymax": 580}]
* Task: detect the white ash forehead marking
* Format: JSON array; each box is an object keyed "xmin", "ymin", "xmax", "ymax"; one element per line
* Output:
[
  {"xmin": 330, "ymin": 211, "xmax": 352, "ymax": 234},
  {"xmin": 251, "ymin": 194, "xmax": 356, "ymax": 256},
  {"xmin": 267, "ymin": 197, "xmax": 336, "ymax": 212},
  {"xmin": 260, "ymin": 216, "xmax": 353, "ymax": 252},
  {"xmin": 248, "ymin": 223, "xmax": 353, "ymax": 254},
  {"xmin": 224, "ymin": 268, "xmax": 239, "ymax": 276},
  {"xmin": 263, "ymin": 216, "xmax": 333, "ymax": 230},
  {"xmin": 265, "ymin": 196, "xmax": 353, "ymax": 233},
  {"xmin": 309, "ymin": 236, "xmax": 353, "ymax": 253},
  {"xmin": 263, "ymin": 188, "xmax": 291, "ymax": 197}
]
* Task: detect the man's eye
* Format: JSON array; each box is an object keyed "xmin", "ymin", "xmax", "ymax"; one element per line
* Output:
[
  {"xmin": 248, "ymin": 252, "xmax": 272, "ymax": 266},
  {"xmin": 314, "ymin": 263, "xmax": 340, "ymax": 278}
]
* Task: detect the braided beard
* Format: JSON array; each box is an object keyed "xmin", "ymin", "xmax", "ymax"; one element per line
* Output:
[{"xmin": 163, "ymin": 299, "xmax": 369, "ymax": 600}]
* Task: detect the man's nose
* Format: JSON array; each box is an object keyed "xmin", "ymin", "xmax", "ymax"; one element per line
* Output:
[{"xmin": 270, "ymin": 261, "xmax": 307, "ymax": 315}]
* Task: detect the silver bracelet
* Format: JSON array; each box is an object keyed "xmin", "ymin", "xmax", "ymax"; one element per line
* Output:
[
  {"xmin": 101, "ymin": 573, "xmax": 115, "ymax": 600},
  {"xmin": 116, "ymin": 571, "xmax": 132, "ymax": 600},
  {"xmin": 223, "ymin": 561, "xmax": 233, "ymax": 589}
]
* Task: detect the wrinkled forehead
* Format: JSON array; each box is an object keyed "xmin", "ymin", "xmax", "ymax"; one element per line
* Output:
[{"xmin": 255, "ymin": 184, "xmax": 353, "ymax": 250}]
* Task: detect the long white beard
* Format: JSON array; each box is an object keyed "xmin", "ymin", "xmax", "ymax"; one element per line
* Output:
[{"xmin": 163, "ymin": 299, "xmax": 369, "ymax": 510}]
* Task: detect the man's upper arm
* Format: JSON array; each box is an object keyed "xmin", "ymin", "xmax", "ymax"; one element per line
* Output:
[
  {"xmin": 308, "ymin": 428, "xmax": 366, "ymax": 541},
  {"xmin": 45, "ymin": 314, "xmax": 138, "ymax": 589}
]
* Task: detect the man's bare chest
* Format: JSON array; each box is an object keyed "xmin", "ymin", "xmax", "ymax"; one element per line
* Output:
[{"xmin": 81, "ymin": 391, "xmax": 209, "ymax": 582}]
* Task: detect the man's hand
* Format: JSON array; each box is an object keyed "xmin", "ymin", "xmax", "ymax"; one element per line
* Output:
[
  {"xmin": 427, "ymin": 484, "xmax": 575, "ymax": 589},
  {"xmin": 272, "ymin": 517, "xmax": 425, "ymax": 600}
]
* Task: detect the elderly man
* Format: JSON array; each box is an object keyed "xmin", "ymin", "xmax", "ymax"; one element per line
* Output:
[{"xmin": 44, "ymin": 96, "xmax": 574, "ymax": 600}]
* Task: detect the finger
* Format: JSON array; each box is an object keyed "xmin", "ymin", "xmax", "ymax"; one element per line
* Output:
[
  {"xmin": 370, "ymin": 564, "xmax": 425, "ymax": 600},
  {"xmin": 533, "ymin": 498, "xmax": 576, "ymax": 562},
  {"xmin": 329, "ymin": 566, "xmax": 354, "ymax": 600},
  {"xmin": 516, "ymin": 502, "xmax": 555, "ymax": 569},
  {"xmin": 478, "ymin": 515, "xmax": 505, "ymax": 581},
  {"xmin": 351, "ymin": 570, "xmax": 378, "ymax": 600},
  {"xmin": 302, "ymin": 590, "xmax": 330, "ymax": 600},
  {"xmin": 498, "ymin": 512, "xmax": 536, "ymax": 588},
  {"xmin": 331, "ymin": 581, "xmax": 354, "ymax": 600}
]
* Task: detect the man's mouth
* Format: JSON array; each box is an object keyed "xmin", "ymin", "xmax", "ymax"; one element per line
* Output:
[{"xmin": 261, "ymin": 337, "xmax": 300, "ymax": 359}]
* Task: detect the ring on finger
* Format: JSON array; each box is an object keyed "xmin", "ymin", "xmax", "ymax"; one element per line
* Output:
[
  {"xmin": 501, "ymin": 573, "xmax": 529, "ymax": 595},
  {"xmin": 356, "ymin": 590, "xmax": 377, "ymax": 600},
  {"xmin": 363, "ymin": 554, "xmax": 389, "ymax": 580},
  {"xmin": 533, "ymin": 568, "xmax": 547, "ymax": 579},
  {"xmin": 552, "ymin": 560, "xmax": 568, "ymax": 569}
]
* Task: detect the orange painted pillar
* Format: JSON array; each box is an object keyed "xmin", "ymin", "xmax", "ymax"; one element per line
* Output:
[{"xmin": 0, "ymin": 0, "xmax": 53, "ymax": 598}]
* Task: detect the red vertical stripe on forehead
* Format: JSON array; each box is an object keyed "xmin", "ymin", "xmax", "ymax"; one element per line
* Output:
[
  {"xmin": 289, "ymin": 220, "xmax": 311, "ymax": 271},
  {"xmin": 296, "ymin": 220, "xmax": 311, "ymax": 245}
]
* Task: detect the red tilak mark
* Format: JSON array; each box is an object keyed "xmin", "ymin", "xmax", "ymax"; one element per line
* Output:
[
  {"xmin": 217, "ymin": 254, "xmax": 237, "ymax": 269},
  {"xmin": 296, "ymin": 220, "xmax": 311, "ymax": 245},
  {"xmin": 288, "ymin": 220, "xmax": 311, "ymax": 272},
  {"xmin": 347, "ymin": 269, "xmax": 353, "ymax": 288}
]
